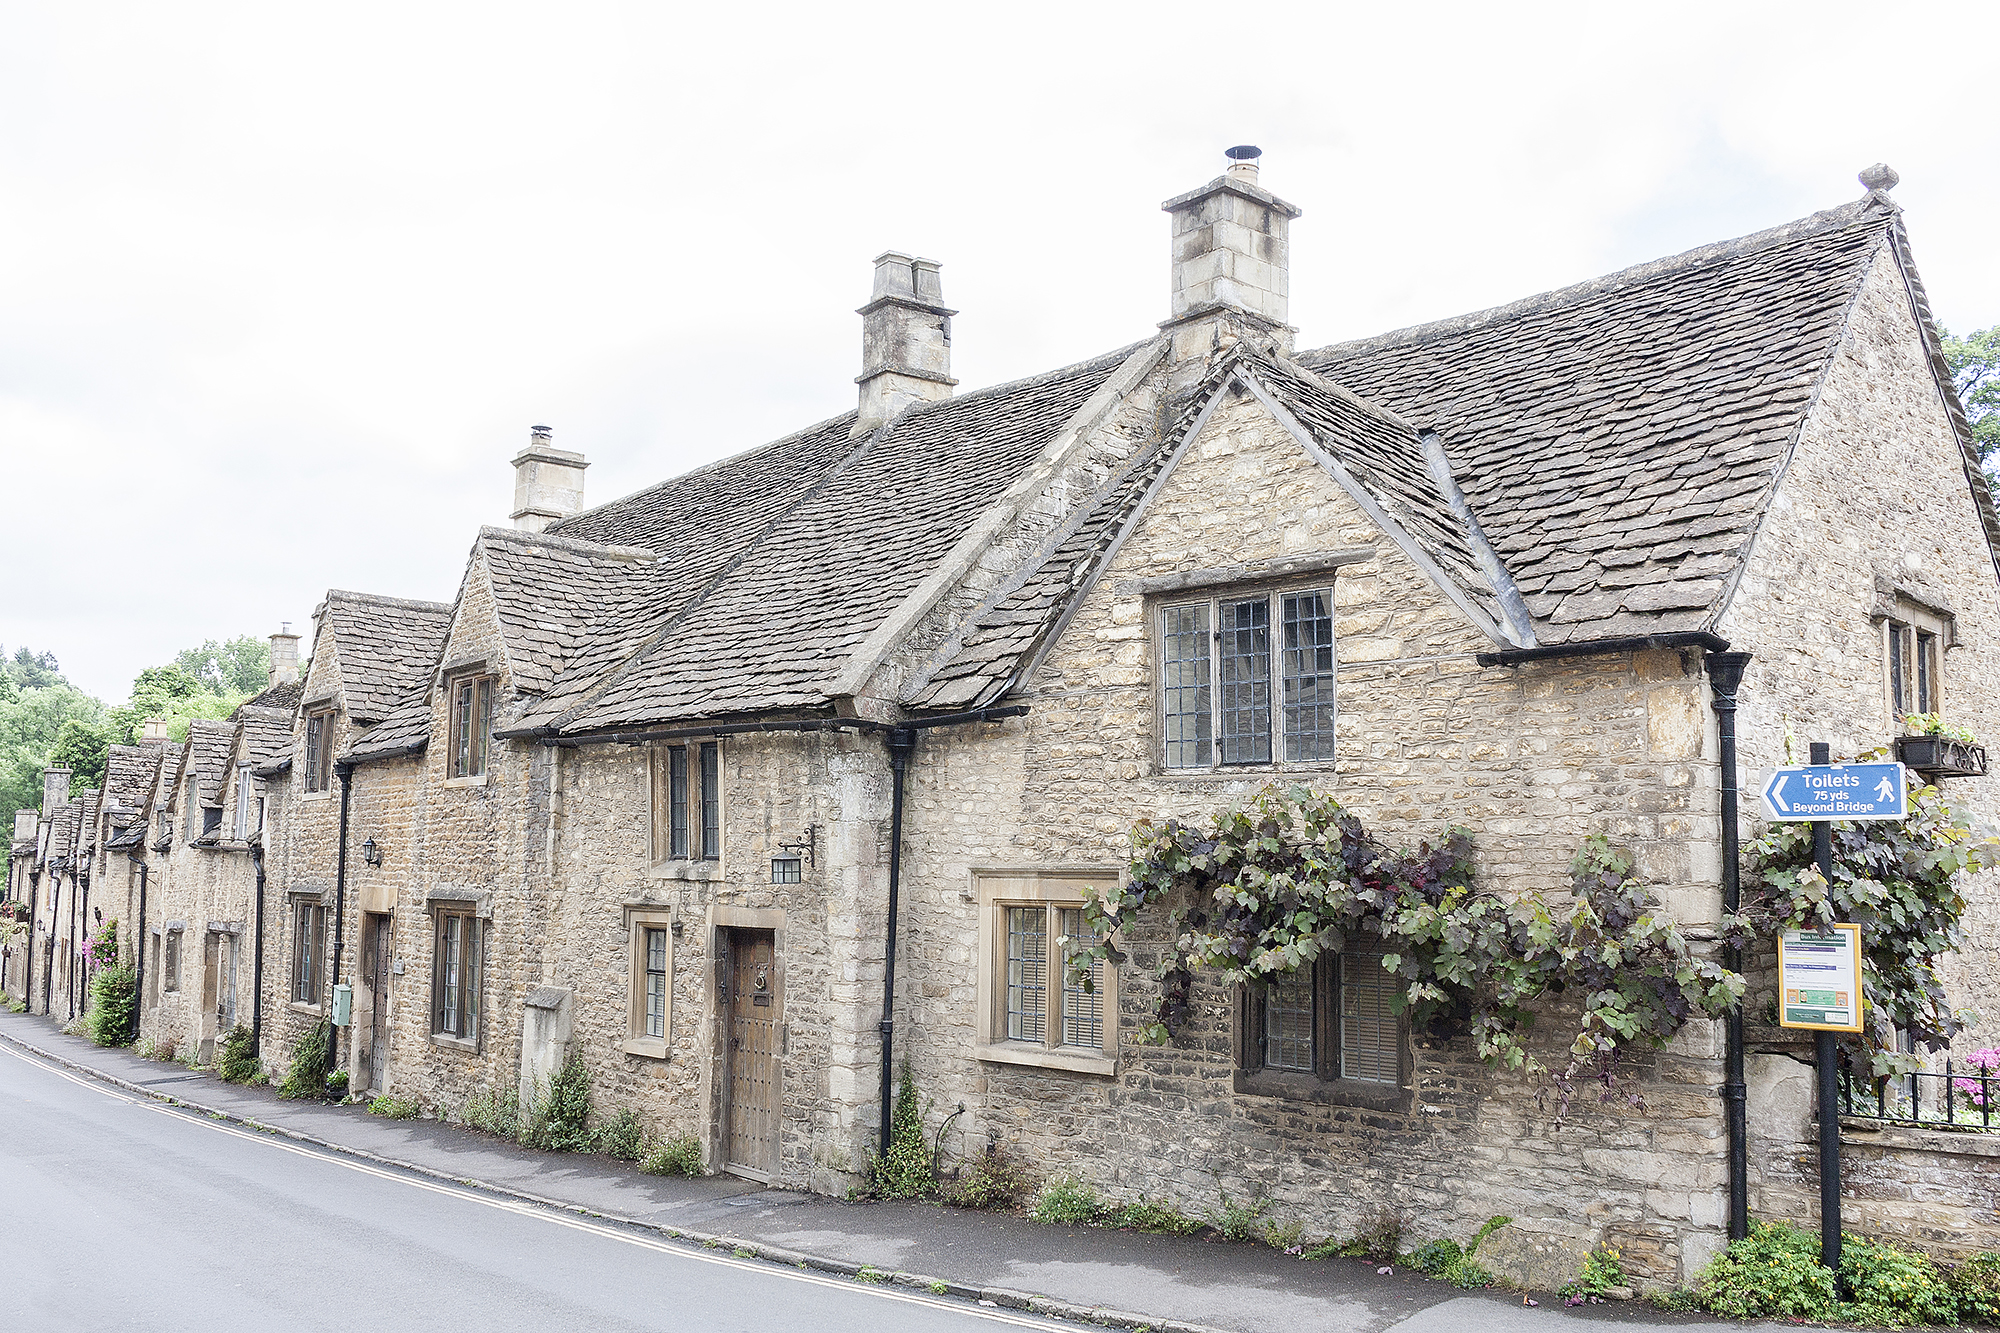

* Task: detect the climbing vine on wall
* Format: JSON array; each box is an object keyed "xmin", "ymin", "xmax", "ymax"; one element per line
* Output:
[
  {"xmin": 1736, "ymin": 762, "xmax": 2000, "ymax": 1078},
  {"xmin": 1073, "ymin": 784, "xmax": 1744, "ymax": 1118}
]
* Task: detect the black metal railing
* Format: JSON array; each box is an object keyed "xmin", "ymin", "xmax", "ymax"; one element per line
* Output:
[{"xmin": 1836, "ymin": 1051, "xmax": 2000, "ymax": 1130}]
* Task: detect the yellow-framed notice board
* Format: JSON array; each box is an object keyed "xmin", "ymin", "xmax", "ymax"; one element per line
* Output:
[{"xmin": 1777, "ymin": 924, "xmax": 1863, "ymax": 1033}]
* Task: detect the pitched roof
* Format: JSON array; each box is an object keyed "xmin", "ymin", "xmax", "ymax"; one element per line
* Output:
[
  {"xmin": 184, "ymin": 719, "xmax": 237, "ymax": 809},
  {"xmin": 234, "ymin": 706, "xmax": 294, "ymax": 771},
  {"xmin": 102, "ymin": 745, "xmax": 163, "ymax": 821},
  {"xmin": 46, "ymin": 800, "xmax": 78, "ymax": 861},
  {"xmin": 477, "ymin": 527, "xmax": 660, "ymax": 697},
  {"xmin": 1298, "ymin": 197, "xmax": 1900, "ymax": 644},
  {"xmin": 516, "ymin": 347, "xmax": 1137, "ymax": 734},
  {"xmin": 236, "ymin": 679, "xmax": 303, "ymax": 717},
  {"xmin": 315, "ymin": 590, "xmax": 454, "ymax": 723}
]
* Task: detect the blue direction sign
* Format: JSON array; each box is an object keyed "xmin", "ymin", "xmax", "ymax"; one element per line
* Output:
[{"xmin": 1761, "ymin": 762, "xmax": 1908, "ymax": 821}]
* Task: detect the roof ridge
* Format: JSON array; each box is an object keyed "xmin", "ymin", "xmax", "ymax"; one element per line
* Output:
[
  {"xmin": 476, "ymin": 525, "xmax": 658, "ymax": 563},
  {"xmin": 891, "ymin": 339, "xmax": 1156, "ymax": 426},
  {"xmin": 320, "ymin": 588, "xmax": 453, "ymax": 613},
  {"xmin": 1304, "ymin": 197, "xmax": 1889, "ymax": 365}
]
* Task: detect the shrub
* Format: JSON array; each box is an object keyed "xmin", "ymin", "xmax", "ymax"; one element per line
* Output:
[
  {"xmin": 368, "ymin": 1094, "xmax": 418, "ymax": 1120},
  {"xmin": 1410, "ymin": 1238, "xmax": 1464, "ymax": 1275},
  {"xmin": 216, "ymin": 1025, "xmax": 259, "ymax": 1083},
  {"xmin": 1031, "ymin": 1176, "xmax": 1104, "ymax": 1226},
  {"xmin": 1561, "ymin": 1244, "xmax": 1628, "ymax": 1298},
  {"xmin": 1841, "ymin": 1234, "xmax": 1959, "ymax": 1328},
  {"xmin": 87, "ymin": 963, "xmax": 137, "ymax": 1047},
  {"xmin": 326, "ymin": 1069, "xmax": 348, "ymax": 1098},
  {"xmin": 1952, "ymin": 1252, "xmax": 2000, "ymax": 1325},
  {"xmin": 942, "ymin": 1147, "xmax": 1033, "ymax": 1210},
  {"xmin": 542, "ymin": 1048, "xmax": 596, "ymax": 1152},
  {"xmin": 1206, "ymin": 1191, "xmax": 1270, "ymax": 1242},
  {"xmin": 1264, "ymin": 1217, "xmax": 1306, "ymax": 1251},
  {"xmin": 641, "ymin": 1133, "xmax": 705, "ymax": 1178},
  {"xmin": 277, "ymin": 1021, "xmax": 332, "ymax": 1100},
  {"xmin": 1346, "ymin": 1212, "xmax": 1403, "ymax": 1263},
  {"xmin": 599, "ymin": 1109, "xmax": 646, "ymax": 1161},
  {"xmin": 1694, "ymin": 1221, "xmax": 1838, "ymax": 1321},
  {"xmin": 870, "ymin": 1061, "xmax": 937, "ymax": 1200},
  {"xmin": 460, "ymin": 1085, "xmax": 523, "ymax": 1139},
  {"xmin": 1103, "ymin": 1199, "xmax": 1200, "ymax": 1235}
]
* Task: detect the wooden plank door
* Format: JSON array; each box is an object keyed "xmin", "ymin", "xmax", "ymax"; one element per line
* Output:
[
  {"xmin": 363, "ymin": 914, "xmax": 393, "ymax": 1092},
  {"xmin": 724, "ymin": 930, "xmax": 779, "ymax": 1178}
]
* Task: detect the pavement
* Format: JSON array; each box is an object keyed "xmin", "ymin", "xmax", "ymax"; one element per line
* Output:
[{"xmin": 0, "ymin": 1009, "xmax": 1771, "ymax": 1333}]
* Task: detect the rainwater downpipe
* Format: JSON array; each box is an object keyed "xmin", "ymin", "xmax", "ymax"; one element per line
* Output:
[
  {"xmin": 332, "ymin": 762, "xmax": 354, "ymax": 1069},
  {"xmin": 877, "ymin": 727, "xmax": 915, "ymax": 1160},
  {"xmin": 24, "ymin": 874, "xmax": 37, "ymax": 1016},
  {"xmin": 132, "ymin": 859, "xmax": 148, "ymax": 1035},
  {"xmin": 250, "ymin": 841, "xmax": 266, "ymax": 1054},
  {"xmin": 1707, "ymin": 650, "xmax": 1753, "ymax": 1243}
]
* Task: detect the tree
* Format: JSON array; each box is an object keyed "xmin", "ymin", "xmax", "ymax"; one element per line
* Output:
[
  {"xmin": 49, "ymin": 716, "xmax": 114, "ymax": 791},
  {"xmin": 1941, "ymin": 325, "xmax": 2000, "ymax": 475},
  {"xmin": 0, "ymin": 679, "xmax": 108, "ymax": 830},
  {"xmin": 106, "ymin": 662, "xmax": 250, "ymax": 745},
  {"xmin": 4, "ymin": 647, "xmax": 65, "ymax": 693},
  {"xmin": 174, "ymin": 636, "xmax": 271, "ymax": 695}
]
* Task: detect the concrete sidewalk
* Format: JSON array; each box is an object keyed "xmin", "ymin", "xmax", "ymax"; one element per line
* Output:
[{"xmin": 0, "ymin": 1010, "xmax": 1749, "ymax": 1333}]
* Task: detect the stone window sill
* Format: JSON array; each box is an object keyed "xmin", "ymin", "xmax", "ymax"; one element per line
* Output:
[
  {"xmin": 1156, "ymin": 762, "xmax": 1339, "ymax": 781},
  {"xmin": 430, "ymin": 1032, "xmax": 479, "ymax": 1055},
  {"xmin": 621, "ymin": 1035, "xmax": 669, "ymax": 1060},
  {"xmin": 1234, "ymin": 1068, "xmax": 1411, "ymax": 1112},
  {"xmin": 301, "ymin": 791, "xmax": 333, "ymax": 802},
  {"xmin": 647, "ymin": 860, "xmax": 723, "ymax": 882},
  {"xmin": 443, "ymin": 774, "xmax": 489, "ymax": 790},
  {"xmin": 975, "ymin": 1041, "xmax": 1116, "ymax": 1077},
  {"xmin": 288, "ymin": 1001, "xmax": 324, "ymax": 1017}
]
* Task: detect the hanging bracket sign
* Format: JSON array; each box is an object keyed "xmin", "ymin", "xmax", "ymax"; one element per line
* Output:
[{"xmin": 1777, "ymin": 924, "xmax": 1864, "ymax": 1032}]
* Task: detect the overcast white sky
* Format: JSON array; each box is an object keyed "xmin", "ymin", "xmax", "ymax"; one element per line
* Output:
[{"xmin": 4, "ymin": 1, "xmax": 1996, "ymax": 703}]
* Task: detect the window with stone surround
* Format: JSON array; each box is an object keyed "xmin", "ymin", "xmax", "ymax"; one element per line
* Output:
[
  {"xmin": 291, "ymin": 902, "xmax": 325, "ymax": 1004},
  {"xmin": 650, "ymin": 741, "xmax": 722, "ymax": 864},
  {"xmin": 447, "ymin": 674, "xmax": 494, "ymax": 780},
  {"xmin": 1158, "ymin": 583, "xmax": 1336, "ymax": 769},
  {"xmin": 622, "ymin": 904, "xmax": 674, "ymax": 1058},
  {"xmin": 1882, "ymin": 599, "xmax": 1950, "ymax": 721},
  {"xmin": 431, "ymin": 909, "xmax": 484, "ymax": 1043},
  {"xmin": 974, "ymin": 870, "xmax": 1119, "ymax": 1075},
  {"xmin": 232, "ymin": 762, "xmax": 254, "ymax": 840},
  {"xmin": 304, "ymin": 709, "xmax": 335, "ymax": 793},
  {"xmin": 1237, "ymin": 943, "xmax": 1408, "ymax": 1109}
]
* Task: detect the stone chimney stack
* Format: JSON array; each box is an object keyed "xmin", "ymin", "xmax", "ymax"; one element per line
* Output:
[
  {"xmin": 141, "ymin": 719, "xmax": 170, "ymax": 744},
  {"xmin": 269, "ymin": 625, "xmax": 301, "ymax": 687},
  {"xmin": 1161, "ymin": 146, "xmax": 1302, "ymax": 385},
  {"xmin": 511, "ymin": 426, "xmax": 589, "ymax": 533},
  {"xmin": 853, "ymin": 252, "xmax": 957, "ymax": 437},
  {"xmin": 41, "ymin": 766, "xmax": 71, "ymax": 815},
  {"xmin": 13, "ymin": 808, "xmax": 35, "ymax": 844}
]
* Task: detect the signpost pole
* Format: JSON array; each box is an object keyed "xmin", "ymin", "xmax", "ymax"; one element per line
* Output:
[{"xmin": 1808, "ymin": 741, "xmax": 1842, "ymax": 1279}]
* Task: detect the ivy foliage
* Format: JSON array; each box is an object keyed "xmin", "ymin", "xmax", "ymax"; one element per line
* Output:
[
  {"xmin": 1077, "ymin": 784, "xmax": 1742, "ymax": 1113},
  {"xmin": 1738, "ymin": 768, "xmax": 2000, "ymax": 1078}
]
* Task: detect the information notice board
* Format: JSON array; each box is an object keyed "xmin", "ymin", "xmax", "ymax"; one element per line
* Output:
[{"xmin": 1777, "ymin": 924, "xmax": 1864, "ymax": 1033}]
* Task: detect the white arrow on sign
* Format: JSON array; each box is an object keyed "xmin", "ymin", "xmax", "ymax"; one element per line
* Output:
[{"xmin": 1770, "ymin": 774, "xmax": 1789, "ymax": 810}]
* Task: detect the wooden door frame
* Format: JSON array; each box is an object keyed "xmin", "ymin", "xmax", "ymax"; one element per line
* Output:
[
  {"xmin": 708, "ymin": 909, "xmax": 785, "ymax": 1182},
  {"xmin": 358, "ymin": 912, "xmax": 393, "ymax": 1094}
]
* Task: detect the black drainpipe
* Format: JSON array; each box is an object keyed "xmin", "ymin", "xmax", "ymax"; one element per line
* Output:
[
  {"xmin": 877, "ymin": 727, "xmax": 915, "ymax": 1160},
  {"xmin": 132, "ymin": 859, "xmax": 148, "ymax": 1033},
  {"xmin": 1707, "ymin": 650, "xmax": 1753, "ymax": 1242},
  {"xmin": 332, "ymin": 762, "xmax": 354, "ymax": 1068},
  {"xmin": 67, "ymin": 869, "xmax": 78, "ymax": 1020},
  {"xmin": 24, "ymin": 874, "xmax": 37, "ymax": 1017},
  {"xmin": 250, "ymin": 841, "xmax": 267, "ymax": 1053},
  {"xmin": 77, "ymin": 870, "xmax": 89, "ymax": 1018}
]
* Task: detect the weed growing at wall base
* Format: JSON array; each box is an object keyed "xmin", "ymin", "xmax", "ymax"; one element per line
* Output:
[{"xmin": 216, "ymin": 1025, "xmax": 259, "ymax": 1083}]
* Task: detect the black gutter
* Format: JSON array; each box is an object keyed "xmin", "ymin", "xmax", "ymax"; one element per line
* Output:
[
  {"xmin": 250, "ymin": 841, "xmax": 267, "ymax": 1054},
  {"xmin": 332, "ymin": 762, "xmax": 354, "ymax": 1072},
  {"xmin": 1476, "ymin": 631, "xmax": 1731, "ymax": 668},
  {"xmin": 1707, "ymin": 650, "xmax": 1752, "ymax": 1242},
  {"xmin": 877, "ymin": 728, "xmax": 915, "ymax": 1160}
]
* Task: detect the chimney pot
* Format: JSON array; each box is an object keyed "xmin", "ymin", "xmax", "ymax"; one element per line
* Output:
[
  {"xmin": 511, "ymin": 425, "xmax": 589, "ymax": 533},
  {"xmin": 853, "ymin": 252, "xmax": 958, "ymax": 437},
  {"xmin": 141, "ymin": 719, "xmax": 171, "ymax": 744},
  {"xmin": 13, "ymin": 808, "xmax": 35, "ymax": 844}
]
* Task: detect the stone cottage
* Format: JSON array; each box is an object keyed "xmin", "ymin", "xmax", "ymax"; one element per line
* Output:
[{"xmin": 28, "ymin": 152, "xmax": 1992, "ymax": 1288}]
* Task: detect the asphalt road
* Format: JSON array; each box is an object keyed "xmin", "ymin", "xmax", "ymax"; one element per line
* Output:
[{"xmin": 0, "ymin": 1043, "xmax": 1083, "ymax": 1333}]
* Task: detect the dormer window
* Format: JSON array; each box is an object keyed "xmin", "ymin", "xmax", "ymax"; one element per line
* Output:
[
  {"xmin": 304, "ymin": 709, "xmax": 335, "ymax": 793},
  {"xmin": 232, "ymin": 762, "xmax": 254, "ymax": 839},
  {"xmin": 448, "ymin": 675, "xmax": 494, "ymax": 779}
]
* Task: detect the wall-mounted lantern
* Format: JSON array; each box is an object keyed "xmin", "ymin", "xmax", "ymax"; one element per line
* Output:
[{"xmin": 361, "ymin": 837, "xmax": 381, "ymax": 866}]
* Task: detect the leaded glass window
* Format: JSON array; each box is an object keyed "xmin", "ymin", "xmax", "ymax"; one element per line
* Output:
[
  {"xmin": 644, "ymin": 927, "xmax": 668, "ymax": 1039},
  {"xmin": 1161, "ymin": 586, "xmax": 1336, "ymax": 768},
  {"xmin": 1058, "ymin": 908, "xmax": 1103, "ymax": 1049},
  {"xmin": 1005, "ymin": 906, "xmax": 1047, "ymax": 1042},
  {"xmin": 1263, "ymin": 974, "xmax": 1315, "ymax": 1071}
]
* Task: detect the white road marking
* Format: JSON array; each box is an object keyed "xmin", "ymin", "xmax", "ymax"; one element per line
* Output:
[{"xmin": 0, "ymin": 1042, "xmax": 1077, "ymax": 1332}]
